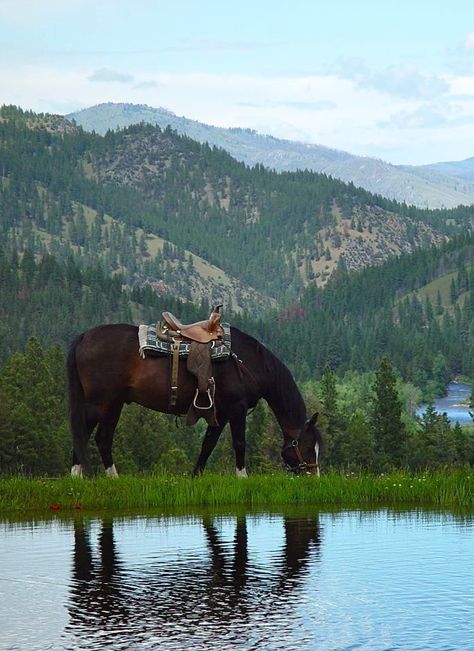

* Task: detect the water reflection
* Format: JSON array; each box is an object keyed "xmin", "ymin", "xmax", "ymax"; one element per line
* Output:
[
  {"xmin": 4, "ymin": 510, "xmax": 473, "ymax": 650},
  {"xmin": 68, "ymin": 519, "xmax": 130, "ymax": 645},
  {"xmin": 65, "ymin": 514, "xmax": 321, "ymax": 650}
]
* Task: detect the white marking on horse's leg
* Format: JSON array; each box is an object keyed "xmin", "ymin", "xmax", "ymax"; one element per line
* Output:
[
  {"xmin": 105, "ymin": 464, "xmax": 119, "ymax": 478},
  {"xmin": 314, "ymin": 442, "xmax": 320, "ymax": 463},
  {"xmin": 71, "ymin": 464, "xmax": 83, "ymax": 478},
  {"xmin": 236, "ymin": 467, "xmax": 248, "ymax": 478},
  {"xmin": 315, "ymin": 442, "xmax": 321, "ymax": 478}
]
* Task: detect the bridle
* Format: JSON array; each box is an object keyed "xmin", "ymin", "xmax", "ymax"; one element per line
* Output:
[{"xmin": 282, "ymin": 438, "xmax": 319, "ymax": 474}]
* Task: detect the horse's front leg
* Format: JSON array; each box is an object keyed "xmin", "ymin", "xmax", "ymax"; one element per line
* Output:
[
  {"xmin": 229, "ymin": 401, "xmax": 248, "ymax": 477},
  {"xmin": 193, "ymin": 420, "xmax": 228, "ymax": 476}
]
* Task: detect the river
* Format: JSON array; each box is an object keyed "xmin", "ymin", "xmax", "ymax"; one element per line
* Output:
[
  {"xmin": 1, "ymin": 509, "xmax": 474, "ymax": 650},
  {"xmin": 417, "ymin": 381, "xmax": 472, "ymax": 425}
]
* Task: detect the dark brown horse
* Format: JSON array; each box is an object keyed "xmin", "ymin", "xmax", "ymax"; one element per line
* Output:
[{"xmin": 67, "ymin": 324, "xmax": 321, "ymax": 477}]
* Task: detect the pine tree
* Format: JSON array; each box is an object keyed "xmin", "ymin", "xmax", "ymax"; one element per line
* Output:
[
  {"xmin": 340, "ymin": 409, "xmax": 375, "ymax": 470},
  {"xmin": 320, "ymin": 364, "xmax": 339, "ymax": 437},
  {"xmin": 408, "ymin": 404, "xmax": 457, "ymax": 469},
  {"xmin": 371, "ymin": 355, "xmax": 407, "ymax": 468}
]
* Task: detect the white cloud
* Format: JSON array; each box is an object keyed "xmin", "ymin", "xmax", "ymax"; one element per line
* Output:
[
  {"xmin": 464, "ymin": 30, "xmax": 474, "ymax": 51},
  {"xmin": 359, "ymin": 63, "xmax": 449, "ymax": 99},
  {"xmin": 331, "ymin": 58, "xmax": 448, "ymax": 100},
  {"xmin": 0, "ymin": 0, "xmax": 100, "ymax": 24},
  {"xmin": 449, "ymin": 74, "xmax": 474, "ymax": 95},
  {"xmin": 88, "ymin": 68, "xmax": 134, "ymax": 83},
  {"xmin": 133, "ymin": 80, "xmax": 160, "ymax": 89},
  {"xmin": 332, "ymin": 56, "xmax": 370, "ymax": 82},
  {"xmin": 379, "ymin": 102, "xmax": 473, "ymax": 130},
  {"xmin": 1, "ymin": 63, "xmax": 474, "ymax": 165}
]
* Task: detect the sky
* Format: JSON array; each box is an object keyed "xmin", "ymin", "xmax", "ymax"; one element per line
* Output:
[{"xmin": 2, "ymin": 0, "xmax": 474, "ymax": 165}]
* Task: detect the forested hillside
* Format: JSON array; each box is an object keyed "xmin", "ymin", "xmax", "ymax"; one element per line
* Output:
[
  {"xmin": 1, "ymin": 105, "xmax": 474, "ymax": 478},
  {"xmin": 0, "ymin": 249, "xmax": 213, "ymax": 364},
  {"xmin": 260, "ymin": 232, "xmax": 474, "ymax": 395},
  {"xmin": 1, "ymin": 227, "xmax": 472, "ymax": 401},
  {"xmin": 2, "ymin": 105, "xmax": 473, "ymax": 307},
  {"xmin": 2, "ymin": 104, "xmax": 474, "ymax": 382}
]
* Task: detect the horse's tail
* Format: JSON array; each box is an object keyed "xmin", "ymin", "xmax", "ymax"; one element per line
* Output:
[{"xmin": 67, "ymin": 334, "xmax": 90, "ymax": 474}]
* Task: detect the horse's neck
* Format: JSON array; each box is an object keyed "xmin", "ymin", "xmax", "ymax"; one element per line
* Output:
[
  {"xmin": 267, "ymin": 398, "xmax": 305, "ymax": 436},
  {"xmin": 262, "ymin": 365, "xmax": 306, "ymax": 435},
  {"xmin": 236, "ymin": 330, "xmax": 306, "ymax": 433}
]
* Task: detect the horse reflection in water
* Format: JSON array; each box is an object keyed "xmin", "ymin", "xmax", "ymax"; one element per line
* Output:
[
  {"xmin": 66, "ymin": 515, "xmax": 322, "ymax": 649},
  {"xmin": 67, "ymin": 518, "xmax": 131, "ymax": 638}
]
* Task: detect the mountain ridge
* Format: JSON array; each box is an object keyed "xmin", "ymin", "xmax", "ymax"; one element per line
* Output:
[
  {"xmin": 68, "ymin": 102, "xmax": 474, "ymax": 209},
  {"xmin": 414, "ymin": 156, "xmax": 474, "ymax": 183}
]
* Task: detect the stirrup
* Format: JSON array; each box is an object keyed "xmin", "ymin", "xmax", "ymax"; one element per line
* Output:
[{"xmin": 193, "ymin": 388, "xmax": 214, "ymax": 410}]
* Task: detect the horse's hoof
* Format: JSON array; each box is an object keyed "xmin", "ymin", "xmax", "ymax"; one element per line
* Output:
[
  {"xmin": 71, "ymin": 465, "xmax": 83, "ymax": 478},
  {"xmin": 236, "ymin": 467, "xmax": 248, "ymax": 478},
  {"xmin": 105, "ymin": 464, "xmax": 119, "ymax": 478}
]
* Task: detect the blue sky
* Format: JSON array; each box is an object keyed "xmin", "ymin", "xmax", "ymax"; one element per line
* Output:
[{"xmin": 2, "ymin": 0, "xmax": 474, "ymax": 164}]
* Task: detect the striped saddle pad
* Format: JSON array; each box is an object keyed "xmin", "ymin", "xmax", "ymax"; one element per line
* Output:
[{"xmin": 138, "ymin": 322, "xmax": 231, "ymax": 361}]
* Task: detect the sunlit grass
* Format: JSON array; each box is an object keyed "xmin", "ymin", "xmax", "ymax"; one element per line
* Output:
[{"xmin": 1, "ymin": 470, "xmax": 474, "ymax": 513}]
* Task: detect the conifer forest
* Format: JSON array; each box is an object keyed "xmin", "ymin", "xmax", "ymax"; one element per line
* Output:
[{"xmin": 1, "ymin": 105, "xmax": 473, "ymax": 476}]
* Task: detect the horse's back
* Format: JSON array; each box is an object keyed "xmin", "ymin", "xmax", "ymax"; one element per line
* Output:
[{"xmin": 76, "ymin": 323, "xmax": 137, "ymax": 360}]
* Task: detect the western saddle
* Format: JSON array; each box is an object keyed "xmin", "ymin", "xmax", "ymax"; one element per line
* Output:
[
  {"xmin": 162, "ymin": 304, "xmax": 224, "ymax": 344},
  {"xmin": 160, "ymin": 304, "xmax": 224, "ymax": 419}
]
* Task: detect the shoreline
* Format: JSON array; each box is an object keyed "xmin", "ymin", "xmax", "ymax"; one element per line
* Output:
[{"xmin": 1, "ymin": 471, "xmax": 473, "ymax": 514}]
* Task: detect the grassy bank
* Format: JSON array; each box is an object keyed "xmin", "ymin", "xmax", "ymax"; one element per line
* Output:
[{"xmin": 1, "ymin": 470, "xmax": 474, "ymax": 513}]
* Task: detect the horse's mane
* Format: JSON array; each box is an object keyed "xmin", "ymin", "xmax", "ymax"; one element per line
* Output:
[{"xmin": 233, "ymin": 327, "xmax": 306, "ymax": 426}]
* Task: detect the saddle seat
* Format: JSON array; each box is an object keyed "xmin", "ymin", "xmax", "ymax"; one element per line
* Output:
[{"xmin": 162, "ymin": 304, "xmax": 224, "ymax": 344}]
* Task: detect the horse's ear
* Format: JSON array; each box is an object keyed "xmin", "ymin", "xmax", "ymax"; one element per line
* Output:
[{"xmin": 308, "ymin": 412, "xmax": 318, "ymax": 425}]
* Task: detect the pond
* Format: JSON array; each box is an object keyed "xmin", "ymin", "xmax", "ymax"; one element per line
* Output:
[
  {"xmin": 1, "ymin": 509, "xmax": 474, "ymax": 650},
  {"xmin": 417, "ymin": 381, "xmax": 472, "ymax": 425}
]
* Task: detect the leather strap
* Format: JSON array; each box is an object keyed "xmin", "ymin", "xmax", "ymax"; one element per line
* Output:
[{"xmin": 170, "ymin": 339, "xmax": 181, "ymax": 407}]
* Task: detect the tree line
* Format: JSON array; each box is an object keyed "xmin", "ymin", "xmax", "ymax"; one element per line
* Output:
[{"xmin": 0, "ymin": 336, "xmax": 472, "ymax": 476}]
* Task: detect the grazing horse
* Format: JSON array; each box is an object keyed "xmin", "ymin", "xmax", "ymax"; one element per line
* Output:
[{"xmin": 67, "ymin": 324, "xmax": 321, "ymax": 477}]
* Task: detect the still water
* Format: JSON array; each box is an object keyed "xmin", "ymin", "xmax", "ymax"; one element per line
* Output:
[
  {"xmin": 417, "ymin": 381, "xmax": 472, "ymax": 425},
  {"xmin": 1, "ymin": 510, "xmax": 474, "ymax": 650}
]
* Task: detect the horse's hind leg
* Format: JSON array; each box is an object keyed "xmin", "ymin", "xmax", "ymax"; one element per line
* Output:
[
  {"xmin": 95, "ymin": 402, "xmax": 123, "ymax": 477},
  {"xmin": 71, "ymin": 406, "xmax": 98, "ymax": 477}
]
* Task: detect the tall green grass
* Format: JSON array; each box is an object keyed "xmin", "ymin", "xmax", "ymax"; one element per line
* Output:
[{"xmin": 1, "ymin": 470, "xmax": 474, "ymax": 513}]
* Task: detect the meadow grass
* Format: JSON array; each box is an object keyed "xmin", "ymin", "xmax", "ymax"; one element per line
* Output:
[{"xmin": 1, "ymin": 469, "xmax": 474, "ymax": 513}]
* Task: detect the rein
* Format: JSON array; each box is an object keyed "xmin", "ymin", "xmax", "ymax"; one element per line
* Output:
[{"xmin": 227, "ymin": 346, "xmax": 261, "ymax": 393}]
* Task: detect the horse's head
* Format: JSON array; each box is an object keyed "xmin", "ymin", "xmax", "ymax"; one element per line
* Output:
[{"xmin": 281, "ymin": 412, "xmax": 321, "ymax": 475}]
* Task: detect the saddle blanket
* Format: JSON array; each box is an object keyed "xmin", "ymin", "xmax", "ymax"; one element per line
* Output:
[{"xmin": 138, "ymin": 322, "xmax": 231, "ymax": 361}]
